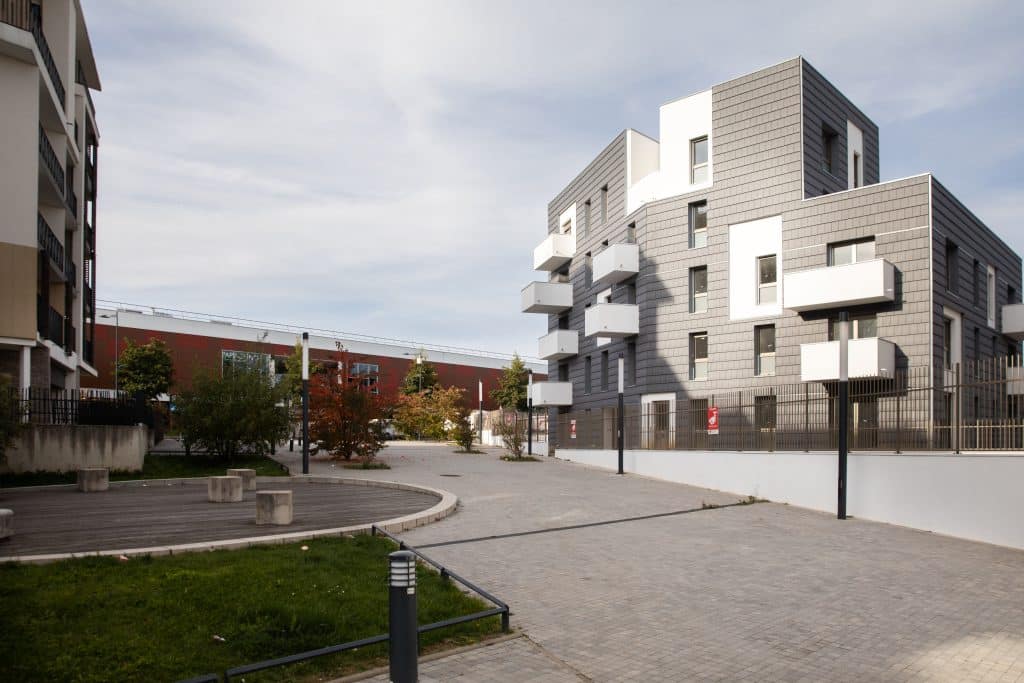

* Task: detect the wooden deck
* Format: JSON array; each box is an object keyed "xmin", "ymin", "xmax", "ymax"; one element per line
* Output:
[{"xmin": 0, "ymin": 479, "xmax": 439, "ymax": 557}]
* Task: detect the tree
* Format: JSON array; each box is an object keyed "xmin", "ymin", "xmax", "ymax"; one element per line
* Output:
[
  {"xmin": 491, "ymin": 353, "xmax": 529, "ymax": 411},
  {"xmin": 401, "ymin": 353, "xmax": 438, "ymax": 395},
  {"xmin": 308, "ymin": 372, "xmax": 386, "ymax": 461},
  {"xmin": 0, "ymin": 376, "xmax": 22, "ymax": 463},
  {"xmin": 495, "ymin": 413, "xmax": 526, "ymax": 459},
  {"xmin": 393, "ymin": 385, "xmax": 465, "ymax": 440},
  {"xmin": 117, "ymin": 339, "xmax": 174, "ymax": 400},
  {"xmin": 450, "ymin": 403, "xmax": 476, "ymax": 453},
  {"xmin": 175, "ymin": 364, "xmax": 288, "ymax": 462}
]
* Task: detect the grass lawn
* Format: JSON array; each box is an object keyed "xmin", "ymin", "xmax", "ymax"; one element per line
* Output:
[
  {"xmin": 0, "ymin": 535, "xmax": 501, "ymax": 682},
  {"xmin": 0, "ymin": 452, "xmax": 289, "ymax": 488}
]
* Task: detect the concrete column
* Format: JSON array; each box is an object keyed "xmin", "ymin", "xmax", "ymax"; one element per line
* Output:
[{"xmin": 19, "ymin": 346, "xmax": 31, "ymax": 390}]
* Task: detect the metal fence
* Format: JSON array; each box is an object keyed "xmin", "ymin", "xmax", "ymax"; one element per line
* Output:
[
  {"xmin": 10, "ymin": 388, "xmax": 152, "ymax": 427},
  {"xmin": 556, "ymin": 356, "xmax": 1024, "ymax": 453},
  {"xmin": 179, "ymin": 526, "xmax": 509, "ymax": 683}
]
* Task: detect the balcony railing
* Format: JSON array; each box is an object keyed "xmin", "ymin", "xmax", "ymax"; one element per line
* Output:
[
  {"xmin": 37, "ymin": 212, "xmax": 64, "ymax": 273},
  {"xmin": 531, "ymin": 381, "xmax": 573, "ymax": 407},
  {"xmin": 67, "ymin": 186, "xmax": 78, "ymax": 218},
  {"xmin": 0, "ymin": 0, "xmax": 31, "ymax": 30},
  {"xmin": 533, "ymin": 232, "xmax": 575, "ymax": 272},
  {"xmin": 800, "ymin": 337, "xmax": 897, "ymax": 382},
  {"xmin": 65, "ymin": 251, "xmax": 76, "ymax": 286},
  {"xmin": 37, "ymin": 296, "xmax": 65, "ymax": 347},
  {"xmin": 521, "ymin": 281, "xmax": 573, "ymax": 314},
  {"xmin": 784, "ymin": 259, "xmax": 896, "ymax": 313},
  {"xmin": 29, "ymin": 3, "xmax": 65, "ymax": 107},
  {"xmin": 592, "ymin": 243, "xmax": 639, "ymax": 288},
  {"xmin": 584, "ymin": 303, "xmax": 639, "ymax": 338},
  {"xmin": 538, "ymin": 329, "xmax": 579, "ymax": 361},
  {"xmin": 39, "ymin": 125, "xmax": 65, "ymax": 195}
]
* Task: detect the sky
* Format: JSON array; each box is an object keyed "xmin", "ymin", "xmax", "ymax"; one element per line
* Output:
[{"xmin": 83, "ymin": 0, "xmax": 1024, "ymax": 361}]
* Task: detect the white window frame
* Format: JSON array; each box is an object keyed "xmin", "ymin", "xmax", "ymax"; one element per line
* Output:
[
  {"xmin": 757, "ymin": 254, "xmax": 777, "ymax": 305},
  {"xmin": 755, "ymin": 325, "xmax": 776, "ymax": 377},
  {"xmin": 690, "ymin": 332, "xmax": 708, "ymax": 381},
  {"xmin": 689, "ymin": 201, "xmax": 708, "ymax": 249},
  {"xmin": 690, "ymin": 136, "xmax": 708, "ymax": 184},
  {"xmin": 987, "ymin": 265, "xmax": 997, "ymax": 328},
  {"xmin": 690, "ymin": 266, "xmax": 708, "ymax": 313},
  {"xmin": 828, "ymin": 237, "xmax": 876, "ymax": 266}
]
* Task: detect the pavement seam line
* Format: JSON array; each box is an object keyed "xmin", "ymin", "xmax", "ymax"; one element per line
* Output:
[
  {"xmin": 521, "ymin": 633, "xmax": 595, "ymax": 681},
  {"xmin": 415, "ymin": 499, "xmax": 766, "ymax": 549}
]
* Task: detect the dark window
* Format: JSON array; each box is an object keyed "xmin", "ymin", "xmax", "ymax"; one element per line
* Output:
[
  {"xmin": 943, "ymin": 318, "xmax": 953, "ymax": 370},
  {"xmin": 755, "ymin": 325, "xmax": 776, "ymax": 377},
  {"xmin": 945, "ymin": 240, "xmax": 960, "ymax": 293},
  {"xmin": 626, "ymin": 222, "xmax": 636, "ymax": 244},
  {"xmin": 974, "ymin": 327, "xmax": 980, "ymax": 360},
  {"xmin": 600, "ymin": 351, "xmax": 609, "ymax": 391},
  {"xmin": 822, "ymin": 126, "xmax": 838, "ymax": 175},
  {"xmin": 973, "ymin": 260, "xmax": 980, "ymax": 305},
  {"xmin": 829, "ymin": 314, "xmax": 877, "ymax": 340},
  {"xmin": 558, "ymin": 362, "xmax": 569, "ymax": 382},
  {"xmin": 600, "ymin": 185, "xmax": 608, "ymax": 223},
  {"xmin": 690, "ymin": 332, "xmax": 708, "ymax": 380},
  {"xmin": 757, "ymin": 255, "xmax": 777, "ymax": 304},
  {"xmin": 584, "ymin": 356, "xmax": 592, "ymax": 394},
  {"xmin": 625, "ymin": 282, "xmax": 637, "ymax": 305},
  {"xmin": 584, "ymin": 252, "xmax": 592, "ymax": 288},
  {"xmin": 558, "ymin": 314, "xmax": 569, "ymax": 330},
  {"xmin": 688, "ymin": 201, "xmax": 708, "ymax": 248},
  {"xmin": 852, "ymin": 151, "xmax": 862, "ymax": 188},
  {"xmin": 582, "ymin": 200, "xmax": 591, "ymax": 238},
  {"xmin": 755, "ymin": 395, "xmax": 777, "ymax": 430},
  {"xmin": 690, "ymin": 266, "xmax": 708, "ymax": 313},
  {"xmin": 626, "ymin": 341, "xmax": 637, "ymax": 386},
  {"xmin": 1009, "ymin": 285, "xmax": 1017, "ymax": 305}
]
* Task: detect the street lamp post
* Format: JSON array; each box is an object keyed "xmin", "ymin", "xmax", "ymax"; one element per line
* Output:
[
  {"xmin": 478, "ymin": 379, "xmax": 483, "ymax": 446},
  {"xmin": 527, "ymin": 370, "xmax": 533, "ymax": 456},
  {"xmin": 617, "ymin": 354, "xmax": 624, "ymax": 475},
  {"xmin": 301, "ymin": 331, "xmax": 310, "ymax": 475},
  {"xmin": 837, "ymin": 311, "xmax": 850, "ymax": 520},
  {"xmin": 99, "ymin": 310, "xmax": 120, "ymax": 392}
]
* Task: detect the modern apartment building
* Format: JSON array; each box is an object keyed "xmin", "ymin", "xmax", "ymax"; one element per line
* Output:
[
  {"xmin": 0, "ymin": 0, "xmax": 101, "ymax": 390},
  {"xmin": 523, "ymin": 57, "xmax": 1023, "ymax": 436}
]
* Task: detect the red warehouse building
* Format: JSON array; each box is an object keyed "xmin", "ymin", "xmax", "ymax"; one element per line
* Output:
[{"xmin": 81, "ymin": 305, "xmax": 545, "ymax": 406}]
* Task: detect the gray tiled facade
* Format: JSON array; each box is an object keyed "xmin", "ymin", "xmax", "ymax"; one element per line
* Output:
[{"xmin": 536, "ymin": 57, "xmax": 1022, "ymax": 420}]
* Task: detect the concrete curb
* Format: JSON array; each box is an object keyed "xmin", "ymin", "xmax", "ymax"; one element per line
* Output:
[{"xmin": 0, "ymin": 476, "xmax": 457, "ymax": 564}]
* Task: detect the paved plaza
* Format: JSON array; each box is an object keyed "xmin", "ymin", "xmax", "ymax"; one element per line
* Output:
[
  {"xmin": 0, "ymin": 478, "xmax": 438, "ymax": 558},
  {"xmin": 275, "ymin": 441, "xmax": 1024, "ymax": 682}
]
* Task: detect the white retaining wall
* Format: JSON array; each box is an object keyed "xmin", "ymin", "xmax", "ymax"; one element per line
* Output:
[
  {"xmin": 557, "ymin": 448, "xmax": 1024, "ymax": 551},
  {"xmin": 3, "ymin": 425, "xmax": 148, "ymax": 473}
]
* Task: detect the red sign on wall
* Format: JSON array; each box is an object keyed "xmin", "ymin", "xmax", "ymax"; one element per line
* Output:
[{"xmin": 707, "ymin": 406, "xmax": 720, "ymax": 435}]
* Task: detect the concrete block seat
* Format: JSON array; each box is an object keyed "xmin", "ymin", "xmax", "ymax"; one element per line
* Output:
[
  {"xmin": 208, "ymin": 476, "xmax": 244, "ymax": 503},
  {"xmin": 0, "ymin": 509, "xmax": 12, "ymax": 540},
  {"xmin": 77, "ymin": 468, "xmax": 109, "ymax": 492},
  {"xmin": 256, "ymin": 490, "xmax": 293, "ymax": 525},
  {"xmin": 226, "ymin": 468, "xmax": 257, "ymax": 491}
]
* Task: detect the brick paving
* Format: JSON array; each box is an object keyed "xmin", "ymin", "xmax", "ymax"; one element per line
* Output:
[{"xmin": 277, "ymin": 442, "xmax": 1024, "ymax": 682}]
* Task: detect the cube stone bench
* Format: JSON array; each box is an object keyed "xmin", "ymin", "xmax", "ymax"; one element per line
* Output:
[{"xmin": 207, "ymin": 475, "xmax": 244, "ymax": 503}]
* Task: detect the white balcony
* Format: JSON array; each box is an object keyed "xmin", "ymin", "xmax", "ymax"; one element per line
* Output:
[
  {"xmin": 1006, "ymin": 366, "xmax": 1024, "ymax": 396},
  {"xmin": 533, "ymin": 232, "xmax": 575, "ymax": 271},
  {"xmin": 784, "ymin": 259, "xmax": 896, "ymax": 313},
  {"xmin": 531, "ymin": 381, "xmax": 573, "ymax": 407},
  {"xmin": 800, "ymin": 337, "xmax": 897, "ymax": 382},
  {"xmin": 592, "ymin": 243, "xmax": 639, "ymax": 287},
  {"xmin": 538, "ymin": 329, "xmax": 579, "ymax": 361},
  {"xmin": 521, "ymin": 281, "xmax": 573, "ymax": 314},
  {"xmin": 1003, "ymin": 304, "xmax": 1024, "ymax": 341},
  {"xmin": 584, "ymin": 303, "xmax": 639, "ymax": 338}
]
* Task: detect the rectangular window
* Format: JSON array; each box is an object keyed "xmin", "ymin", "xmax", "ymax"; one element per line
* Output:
[
  {"xmin": 822, "ymin": 126, "xmax": 838, "ymax": 175},
  {"xmin": 757, "ymin": 255, "xmax": 777, "ymax": 305},
  {"xmin": 973, "ymin": 326, "xmax": 980, "ymax": 360},
  {"xmin": 690, "ymin": 266, "xmax": 708, "ymax": 313},
  {"xmin": 755, "ymin": 395, "xmax": 777, "ymax": 430},
  {"xmin": 943, "ymin": 318, "xmax": 953, "ymax": 370},
  {"xmin": 558, "ymin": 314, "xmax": 570, "ymax": 330},
  {"xmin": 688, "ymin": 201, "xmax": 708, "ymax": 248},
  {"xmin": 558, "ymin": 362, "xmax": 569, "ymax": 382},
  {"xmin": 973, "ymin": 260, "xmax": 980, "ymax": 305},
  {"xmin": 600, "ymin": 351, "xmax": 609, "ymax": 391},
  {"xmin": 582, "ymin": 200, "xmax": 591, "ymax": 238},
  {"xmin": 626, "ymin": 341, "xmax": 637, "ymax": 386},
  {"xmin": 690, "ymin": 332, "xmax": 708, "ymax": 380},
  {"xmin": 221, "ymin": 350, "xmax": 270, "ymax": 375},
  {"xmin": 945, "ymin": 240, "xmax": 960, "ymax": 293},
  {"xmin": 600, "ymin": 185, "xmax": 608, "ymax": 223},
  {"xmin": 852, "ymin": 151, "xmax": 861, "ymax": 188},
  {"xmin": 987, "ymin": 265, "xmax": 997, "ymax": 327},
  {"xmin": 828, "ymin": 237, "xmax": 875, "ymax": 266},
  {"xmin": 584, "ymin": 356, "xmax": 592, "ymax": 394},
  {"xmin": 1009, "ymin": 285, "xmax": 1017, "ymax": 305},
  {"xmin": 690, "ymin": 136, "xmax": 708, "ymax": 184},
  {"xmin": 625, "ymin": 282, "xmax": 637, "ymax": 305},
  {"xmin": 584, "ymin": 252, "xmax": 593, "ymax": 288},
  {"xmin": 755, "ymin": 325, "xmax": 776, "ymax": 377},
  {"xmin": 829, "ymin": 314, "xmax": 878, "ymax": 340},
  {"xmin": 626, "ymin": 222, "xmax": 636, "ymax": 244}
]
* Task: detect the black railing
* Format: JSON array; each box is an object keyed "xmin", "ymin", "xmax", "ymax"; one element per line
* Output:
[
  {"xmin": 64, "ymin": 251, "xmax": 76, "ymax": 286},
  {"xmin": 64, "ymin": 320, "xmax": 76, "ymax": 353},
  {"xmin": 180, "ymin": 527, "xmax": 510, "ymax": 683},
  {"xmin": 556, "ymin": 356, "xmax": 1024, "ymax": 454},
  {"xmin": 37, "ymin": 212, "xmax": 64, "ymax": 272},
  {"xmin": 38, "ymin": 125, "xmax": 65, "ymax": 194},
  {"xmin": 0, "ymin": 0, "xmax": 31, "ymax": 31},
  {"xmin": 29, "ymin": 3, "xmax": 65, "ymax": 107},
  {"xmin": 67, "ymin": 187, "xmax": 78, "ymax": 218},
  {"xmin": 9, "ymin": 388, "xmax": 152, "ymax": 427},
  {"xmin": 83, "ymin": 338, "xmax": 94, "ymax": 365},
  {"xmin": 47, "ymin": 306, "xmax": 63, "ymax": 346}
]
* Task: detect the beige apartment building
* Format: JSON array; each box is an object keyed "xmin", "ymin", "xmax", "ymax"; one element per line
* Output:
[{"xmin": 0, "ymin": 0, "xmax": 100, "ymax": 390}]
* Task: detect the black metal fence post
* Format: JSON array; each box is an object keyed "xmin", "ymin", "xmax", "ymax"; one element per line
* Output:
[{"xmin": 389, "ymin": 550, "xmax": 418, "ymax": 683}]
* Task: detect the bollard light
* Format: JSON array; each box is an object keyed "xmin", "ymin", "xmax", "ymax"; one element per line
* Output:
[{"xmin": 388, "ymin": 550, "xmax": 418, "ymax": 683}]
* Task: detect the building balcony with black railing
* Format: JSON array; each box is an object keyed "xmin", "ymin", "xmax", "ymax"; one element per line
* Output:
[
  {"xmin": 39, "ymin": 125, "xmax": 65, "ymax": 197},
  {"xmin": 37, "ymin": 212, "xmax": 64, "ymax": 273}
]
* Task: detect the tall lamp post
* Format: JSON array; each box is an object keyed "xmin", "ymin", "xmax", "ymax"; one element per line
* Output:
[
  {"xmin": 837, "ymin": 311, "xmax": 850, "ymax": 520},
  {"xmin": 99, "ymin": 310, "xmax": 120, "ymax": 392},
  {"xmin": 478, "ymin": 379, "xmax": 483, "ymax": 446},
  {"xmin": 301, "ymin": 331, "xmax": 310, "ymax": 475},
  {"xmin": 617, "ymin": 354, "xmax": 625, "ymax": 475},
  {"xmin": 527, "ymin": 369, "xmax": 533, "ymax": 456}
]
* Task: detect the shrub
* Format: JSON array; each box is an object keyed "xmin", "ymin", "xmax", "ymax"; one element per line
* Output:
[
  {"xmin": 308, "ymin": 373, "xmax": 387, "ymax": 461},
  {"xmin": 450, "ymin": 405, "xmax": 476, "ymax": 453},
  {"xmin": 495, "ymin": 413, "xmax": 526, "ymax": 459},
  {"xmin": 175, "ymin": 365, "xmax": 288, "ymax": 462}
]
